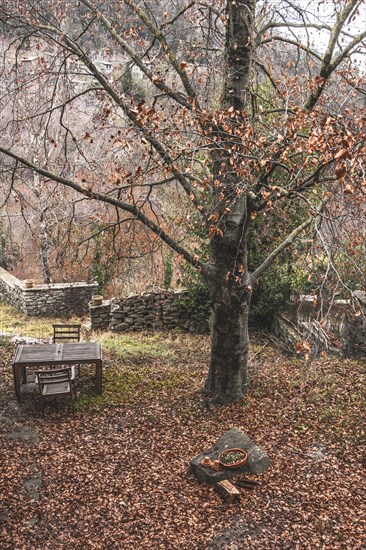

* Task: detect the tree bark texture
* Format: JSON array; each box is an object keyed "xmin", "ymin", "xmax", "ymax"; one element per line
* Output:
[
  {"xmin": 222, "ymin": 0, "xmax": 256, "ymax": 111},
  {"xmin": 203, "ymin": 0, "xmax": 256, "ymax": 401},
  {"xmin": 203, "ymin": 224, "xmax": 251, "ymax": 402},
  {"xmin": 39, "ymin": 208, "xmax": 52, "ymax": 284},
  {"xmin": 33, "ymin": 171, "xmax": 52, "ymax": 284},
  {"xmin": 205, "ymin": 292, "xmax": 250, "ymax": 402}
]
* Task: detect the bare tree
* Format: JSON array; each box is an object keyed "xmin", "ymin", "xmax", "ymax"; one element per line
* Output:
[{"xmin": 0, "ymin": 0, "xmax": 365, "ymax": 402}]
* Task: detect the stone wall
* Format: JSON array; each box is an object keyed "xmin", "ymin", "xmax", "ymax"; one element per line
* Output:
[
  {"xmin": 341, "ymin": 291, "xmax": 366, "ymax": 357},
  {"xmin": 272, "ymin": 314, "xmax": 340, "ymax": 358},
  {"xmin": 90, "ymin": 301, "xmax": 111, "ymax": 330},
  {"xmin": 274, "ymin": 293, "xmax": 366, "ymax": 358},
  {"xmin": 90, "ymin": 289, "xmax": 208, "ymax": 333},
  {"xmin": 0, "ymin": 268, "xmax": 23, "ymax": 311},
  {"xmin": 0, "ymin": 267, "xmax": 97, "ymax": 317}
]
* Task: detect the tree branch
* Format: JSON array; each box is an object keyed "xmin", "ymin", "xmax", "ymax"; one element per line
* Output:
[
  {"xmin": 303, "ymin": 0, "xmax": 365, "ymax": 110},
  {"xmin": 251, "ymin": 202, "xmax": 326, "ymax": 283},
  {"xmin": 20, "ymin": 17, "xmax": 206, "ymax": 214},
  {"xmin": 0, "ymin": 146, "xmax": 203, "ymax": 270},
  {"xmin": 123, "ymin": 0, "xmax": 198, "ymax": 101},
  {"xmin": 261, "ymin": 35, "xmax": 323, "ymax": 61},
  {"xmin": 80, "ymin": 0, "xmax": 193, "ymax": 109}
]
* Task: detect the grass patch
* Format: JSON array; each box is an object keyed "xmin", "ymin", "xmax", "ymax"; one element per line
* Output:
[
  {"xmin": 96, "ymin": 330, "xmax": 208, "ymax": 363},
  {"xmin": 76, "ymin": 362, "xmax": 195, "ymax": 411},
  {"xmin": 76, "ymin": 367, "xmax": 149, "ymax": 410},
  {"xmin": 0, "ymin": 301, "xmax": 86, "ymax": 340},
  {"xmin": 97, "ymin": 332, "xmax": 177, "ymax": 359},
  {"xmin": 0, "ymin": 302, "xmax": 209, "ymax": 414},
  {"xmin": 0, "ymin": 301, "xmax": 209, "ymax": 362}
]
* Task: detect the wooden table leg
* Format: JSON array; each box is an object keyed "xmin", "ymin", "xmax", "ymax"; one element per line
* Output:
[
  {"xmin": 13, "ymin": 364, "xmax": 22, "ymax": 403},
  {"xmin": 95, "ymin": 360, "xmax": 103, "ymax": 394}
]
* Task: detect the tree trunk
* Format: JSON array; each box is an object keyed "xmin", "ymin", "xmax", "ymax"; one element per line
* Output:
[
  {"xmin": 33, "ymin": 171, "xmax": 52, "ymax": 284},
  {"xmin": 203, "ymin": 231, "xmax": 252, "ymax": 402},
  {"xmin": 202, "ymin": 0, "xmax": 256, "ymax": 402},
  {"xmin": 205, "ymin": 294, "xmax": 250, "ymax": 403},
  {"xmin": 222, "ymin": 0, "xmax": 255, "ymax": 111},
  {"xmin": 39, "ymin": 207, "xmax": 52, "ymax": 284}
]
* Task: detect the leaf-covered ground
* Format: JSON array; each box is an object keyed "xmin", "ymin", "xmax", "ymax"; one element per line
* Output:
[{"xmin": 0, "ymin": 332, "xmax": 365, "ymax": 549}]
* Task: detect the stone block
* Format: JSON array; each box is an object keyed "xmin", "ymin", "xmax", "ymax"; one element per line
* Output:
[
  {"xmin": 112, "ymin": 323, "xmax": 130, "ymax": 331},
  {"xmin": 190, "ymin": 428, "xmax": 271, "ymax": 485}
]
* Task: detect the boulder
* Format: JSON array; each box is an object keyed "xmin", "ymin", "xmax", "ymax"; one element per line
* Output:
[{"xmin": 190, "ymin": 427, "xmax": 271, "ymax": 484}]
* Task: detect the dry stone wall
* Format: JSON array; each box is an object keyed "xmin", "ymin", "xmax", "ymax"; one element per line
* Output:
[
  {"xmin": 0, "ymin": 267, "xmax": 97, "ymax": 317},
  {"xmin": 89, "ymin": 301, "xmax": 111, "ymax": 330},
  {"xmin": 0, "ymin": 268, "xmax": 23, "ymax": 310},
  {"xmin": 90, "ymin": 289, "xmax": 207, "ymax": 333},
  {"xmin": 341, "ymin": 291, "xmax": 366, "ymax": 357},
  {"xmin": 274, "ymin": 292, "xmax": 366, "ymax": 358}
]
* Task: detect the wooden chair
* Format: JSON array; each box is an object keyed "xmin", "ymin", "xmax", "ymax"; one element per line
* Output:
[
  {"xmin": 35, "ymin": 367, "xmax": 77, "ymax": 416},
  {"xmin": 52, "ymin": 324, "xmax": 81, "ymax": 343},
  {"xmin": 52, "ymin": 324, "xmax": 82, "ymax": 375}
]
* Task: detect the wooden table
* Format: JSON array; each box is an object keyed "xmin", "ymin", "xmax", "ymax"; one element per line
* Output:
[{"xmin": 12, "ymin": 342, "xmax": 103, "ymax": 402}]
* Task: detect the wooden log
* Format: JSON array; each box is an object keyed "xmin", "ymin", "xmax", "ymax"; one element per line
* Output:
[
  {"xmin": 215, "ymin": 480, "xmax": 240, "ymax": 504},
  {"xmin": 236, "ymin": 476, "xmax": 260, "ymax": 489},
  {"xmin": 236, "ymin": 480, "xmax": 257, "ymax": 490}
]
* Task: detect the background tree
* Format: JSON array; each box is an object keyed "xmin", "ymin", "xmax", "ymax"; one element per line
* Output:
[{"xmin": 0, "ymin": 0, "xmax": 365, "ymax": 402}]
